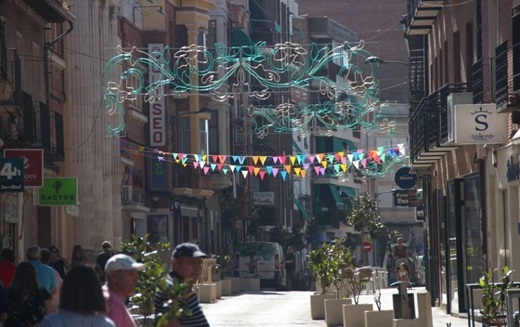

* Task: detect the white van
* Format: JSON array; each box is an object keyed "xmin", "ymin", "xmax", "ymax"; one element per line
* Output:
[{"xmin": 234, "ymin": 242, "xmax": 286, "ymax": 290}]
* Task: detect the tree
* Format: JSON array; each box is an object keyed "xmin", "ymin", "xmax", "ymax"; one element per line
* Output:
[{"xmin": 345, "ymin": 192, "xmax": 385, "ymax": 239}]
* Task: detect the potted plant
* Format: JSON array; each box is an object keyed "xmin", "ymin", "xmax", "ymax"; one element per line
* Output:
[
  {"xmin": 219, "ymin": 255, "xmax": 233, "ymax": 296},
  {"xmin": 322, "ymin": 240, "xmax": 355, "ymax": 326},
  {"xmin": 364, "ymin": 282, "xmax": 393, "ymax": 327},
  {"xmin": 341, "ymin": 267, "xmax": 373, "ymax": 327},
  {"xmin": 479, "ymin": 266, "xmax": 515, "ymax": 327},
  {"xmin": 123, "ymin": 234, "xmax": 191, "ymax": 327},
  {"xmin": 307, "ymin": 242, "xmax": 337, "ymax": 320}
]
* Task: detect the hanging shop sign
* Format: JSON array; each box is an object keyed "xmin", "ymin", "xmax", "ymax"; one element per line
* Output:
[
  {"xmin": 393, "ymin": 190, "xmax": 422, "ymax": 207},
  {"xmin": 39, "ymin": 177, "xmax": 78, "ymax": 206},
  {"xmin": 0, "ymin": 158, "xmax": 24, "ymax": 192},
  {"xmin": 253, "ymin": 192, "xmax": 275, "ymax": 206},
  {"xmin": 4, "ymin": 149, "xmax": 43, "ymax": 187},
  {"xmin": 454, "ymin": 104, "xmax": 507, "ymax": 144},
  {"xmin": 394, "ymin": 167, "xmax": 417, "ymax": 189},
  {"xmin": 148, "ymin": 43, "xmax": 166, "ymax": 147}
]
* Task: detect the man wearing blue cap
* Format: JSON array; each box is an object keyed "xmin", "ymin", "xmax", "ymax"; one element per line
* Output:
[{"xmin": 154, "ymin": 242, "xmax": 210, "ymax": 327}]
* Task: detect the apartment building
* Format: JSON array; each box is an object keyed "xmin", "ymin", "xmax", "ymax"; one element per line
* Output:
[
  {"xmin": 0, "ymin": 0, "xmax": 74, "ymax": 259},
  {"xmin": 404, "ymin": 0, "xmax": 520, "ymax": 314}
]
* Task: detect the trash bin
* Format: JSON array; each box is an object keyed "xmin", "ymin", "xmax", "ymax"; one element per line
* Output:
[{"xmin": 393, "ymin": 294, "xmax": 416, "ymax": 319}]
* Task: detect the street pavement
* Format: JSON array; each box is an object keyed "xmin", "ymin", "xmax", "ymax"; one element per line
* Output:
[{"xmin": 202, "ymin": 286, "xmax": 480, "ymax": 326}]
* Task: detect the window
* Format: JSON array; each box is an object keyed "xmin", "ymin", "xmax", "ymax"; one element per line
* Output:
[
  {"xmin": 513, "ymin": 9, "xmax": 520, "ymax": 92},
  {"xmin": 208, "ymin": 111, "xmax": 219, "ymax": 154},
  {"xmin": 199, "ymin": 118, "xmax": 208, "ymax": 155},
  {"xmin": 178, "ymin": 117, "xmax": 190, "ymax": 153},
  {"xmin": 55, "ymin": 112, "xmax": 64, "ymax": 159}
]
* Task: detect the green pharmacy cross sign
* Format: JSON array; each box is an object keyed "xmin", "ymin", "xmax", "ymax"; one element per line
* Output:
[{"xmin": 39, "ymin": 177, "xmax": 78, "ymax": 206}]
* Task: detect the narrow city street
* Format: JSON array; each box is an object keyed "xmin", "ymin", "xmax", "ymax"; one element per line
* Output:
[
  {"xmin": 202, "ymin": 290, "xmax": 324, "ymax": 326},
  {"xmin": 202, "ymin": 288, "xmax": 478, "ymax": 327}
]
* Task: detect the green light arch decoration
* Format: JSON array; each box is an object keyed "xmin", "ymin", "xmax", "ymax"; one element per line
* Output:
[{"xmin": 102, "ymin": 40, "xmax": 394, "ymax": 137}]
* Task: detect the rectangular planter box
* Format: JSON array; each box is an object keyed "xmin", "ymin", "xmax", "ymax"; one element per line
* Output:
[
  {"xmin": 216, "ymin": 281, "xmax": 222, "ymax": 299},
  {"xmin": 342, "ymin": 303, "xmax": 373, "ymax": 327},
  {"xmin": 310, "ymin": 293, "xmax": 336, "ymax": 320},
  {"xmin": 324, "ymin": 298, "xmax": 351, "ymax": 326},
  {"xmin": 240, "ymin": 278, "xmax": 260, "ymax": 291},
  {"xmin": 221, "ymin": 279, "xmax": 232, "ymax": 296},
  {"xmin": 365, "ymin": 310, "xmax": 393, "ymax": 327},
  {"xmin": 227, "ymin": 277, "xmax": 240, "ymax": 293},
  {"xmin": 195, "ymin": 284, "xmax": 217, "ymax": 303}
]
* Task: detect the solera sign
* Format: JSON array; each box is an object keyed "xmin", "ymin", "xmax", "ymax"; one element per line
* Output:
[{"xmin": 148, "ymin": 43, "xmax": 166, "ymax": 147}]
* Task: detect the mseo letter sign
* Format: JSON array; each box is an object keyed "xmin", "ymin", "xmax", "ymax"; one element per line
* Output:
[{"xmin": 148, "ymin": 43, "xmax": 166, "ymax": 147}]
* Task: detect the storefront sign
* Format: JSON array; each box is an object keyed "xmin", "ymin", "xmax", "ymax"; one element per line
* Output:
[
  {"xmin": 4, "ymin": 196, "xmax": 18, "ymax": 223},
  {"xmin": 253, "ymin": 192, "xmax": 275, "ymax": 206},
  {"xmin": 147, "ymin": 157, "xmax": 168, "ymax": 191},
  {"xmin": 0, "ymin": 158, "xmax": 24, "ymax": 192},
  {"xmin": 393, "ymin": 190, "xmax": 423, "ymax": 207},
  {"xmin": 394, "ymin": 167, "xmax": 418, "ymax": 189},
  {"xmin": 39, "ymin": 177, "xmax": 78, "ymax": 206},
  {"xmin": 454, "ymin": 104, "xmax": 507, "ymax": 144},
  {"xmin": 148, "ymin": 43, "xmax": 166, "ymax": 147},
  {"xmin": 4, "ymin": 149, "xmax": 43, "ymax": 187}
]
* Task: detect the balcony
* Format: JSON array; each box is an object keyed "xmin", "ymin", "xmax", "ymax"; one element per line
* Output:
[
  {"xmin": 409, "ymin": 83, "xmax": 468, "ymax": 167},
  {"xmin": 0, "ymin": 50, "xmax": 22, "ymax": 118},
  {"xmin": 404, "ymin": 0, "xmax": 444, "ymax": 36},
  {"xmin": 496, "ymin": 41, "xmax": 520, "ymax": 112},
  {"xmin": 122, "ymin": 185, "xmax": 150, "ymax": 212},
  {"xmin": 20, "ymin": 0, "xmax": 75, "ymax": 23},
  {"xmin": 471, "ymin": 59, "xmax": 484, "ymax": 104}
]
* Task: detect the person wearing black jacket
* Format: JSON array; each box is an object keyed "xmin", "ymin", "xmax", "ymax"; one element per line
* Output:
[
  {"xmin": 285, "ymin": 246, "xmax": 296, "ymax": 291},
  {"xmin": 154, "ymin": 243, "xmax": 210, "ymax": 327}
]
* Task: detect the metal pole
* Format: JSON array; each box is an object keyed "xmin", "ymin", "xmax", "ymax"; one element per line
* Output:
[{"xmin": 17, "ymin": 192, "xmax": 24, "ymax": 262}]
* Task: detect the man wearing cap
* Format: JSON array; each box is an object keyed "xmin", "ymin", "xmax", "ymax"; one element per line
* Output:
[
  {"xmin": 154, "ymin": 242, "xmax": 210, "ymax": 327},
  {"xmin": 104, "ymin": 254, "xmax": 145, "ymax": 327},
  {"xmin": 97, "ymin": 241, "xmax": 115, "ymax": 283}
]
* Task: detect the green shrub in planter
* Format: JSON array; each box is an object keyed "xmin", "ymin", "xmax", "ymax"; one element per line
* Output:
[{"xmin": 479, "ymin": 266, "xmax": 516, "ymax": 327}]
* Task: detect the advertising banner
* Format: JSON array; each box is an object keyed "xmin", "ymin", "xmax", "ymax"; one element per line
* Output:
[
  {"xmin": 39, "ymin": 177, "xmax": 78, "ymax": 206},
  {"xmin": 0, "ymin": 158, "xmax": 24, "ymax": 192},
  {"xmin": 148, "ymin": 43, "xmax": 166, "ymax": 147},
  {"xmin": 4, "ymin": 149, "xmax": 43, "ymax": 187}
]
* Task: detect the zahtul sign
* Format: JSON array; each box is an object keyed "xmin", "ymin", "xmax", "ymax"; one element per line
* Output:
[{"xmin": 148, "ymin": 43, "xmax": 166, "ymax": 147}]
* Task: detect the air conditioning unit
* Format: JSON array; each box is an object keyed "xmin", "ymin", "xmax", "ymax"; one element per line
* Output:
[{"xmin": 446, "ymin": 93, "xmax": 473, "ymax": 144}]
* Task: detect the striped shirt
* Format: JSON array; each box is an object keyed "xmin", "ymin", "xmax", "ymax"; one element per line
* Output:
[{"xmin": 154, "ymin": 273, "xmax": 210, "ymax": 327}]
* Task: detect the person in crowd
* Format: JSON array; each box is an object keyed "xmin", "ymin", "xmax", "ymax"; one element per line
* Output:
[
  {"xmin": 5, "ymin": 262, "xmax": 52, "ymax": 326},
  {"xmin": 154, "ymin": 242, "xmax": 210, "ymax": 327},
  {"xmin": 285, "ymin": 246, "xmax": 296, "ymax": 291},
  {"xmin": 397, "ymin": 262, "xmax": 410, "ymax": 283},
  {"xmin": 27, "ymin": 246, "xmax": 57, "ymax": 301},
  {"xmin": 48, "ymin": 246, "xmax": 67, "ymax": 280},
  {"xmin": 41, "ymin": 248, "xmax": 63, "ymax": 312},
  {"xmin": 96, "ymin": 241, "xmax": 115, "ymax": 283},
  {"xmin": 103, "ymin": 254, "xmax": 145, "ymax": 327},
  {"xmin": 70, "ymin": 245, "xmax": 87, "ymax": 267},
  {"xmin": 0, "ymin": 248, "xmax": 16, "ymax": 289},
  {"xmin": 0, "ymin": 281, "xmax": 8, "ymax": 323},
  {"xmin": 392, "ymin": 237, "xmax": 410, "ymax": 261},
  {"xmin": 40, "ymin": 265, "xmax": 115, "ymax": 327}
]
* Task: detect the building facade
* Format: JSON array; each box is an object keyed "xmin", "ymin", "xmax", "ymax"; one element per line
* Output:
[{"xmin": 405, "ymin": 0, "xmax": 520, "ymax": 314}]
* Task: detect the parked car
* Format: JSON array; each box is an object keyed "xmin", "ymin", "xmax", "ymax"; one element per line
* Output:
[
  {"xmin": 234, "ymin": 242, "xmax": 286, "ymax": 290},
  {"xmin": 382, "ymin": 241, "xmax": 426, "ymax": 286}
]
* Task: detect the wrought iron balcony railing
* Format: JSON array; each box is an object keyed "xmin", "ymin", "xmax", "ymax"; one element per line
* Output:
[
  {"xmin": 409, "ymin": 83, "xmax": 468, "ymax": 163},
  {"xmin": 471, "ymin": 58, "xmax": 483, "ymax": 104},
  {"xmin": 404, "ymin": 0, "xmax": 443, "ymax": 36},
  {"xmin": 495, "ymin": 42, "xmax": 509, "ymax": 110},
  {"xmin": 0, "ymin": 49, "xmax": 22, "ymax": 115}
]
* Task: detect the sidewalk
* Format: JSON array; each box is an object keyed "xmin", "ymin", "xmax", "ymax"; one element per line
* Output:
[{"xmin": 357, "ymin": 287, "xmax": 481, "ymax": 327}]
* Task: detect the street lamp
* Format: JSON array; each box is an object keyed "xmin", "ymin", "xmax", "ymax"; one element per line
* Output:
[{"xmin": 365, "ymin": 56, "xmax": 410, "ymax": 66}]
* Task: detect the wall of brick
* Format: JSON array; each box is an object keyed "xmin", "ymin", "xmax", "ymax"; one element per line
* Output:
[{"xmin": 297, "ymin": 0, "xmax": 409, "ymax": 103}]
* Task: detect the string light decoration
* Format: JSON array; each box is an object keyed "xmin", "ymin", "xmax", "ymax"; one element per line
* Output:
[{"xmin": 102, "ymin": 40, "xmax": 394, "ymax": 137}]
